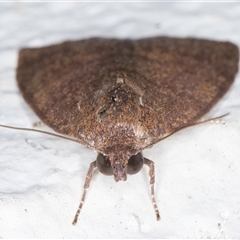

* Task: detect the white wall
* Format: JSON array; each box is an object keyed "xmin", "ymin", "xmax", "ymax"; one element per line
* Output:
[{"xmin": 0, "ymin": 2, "xmax": 239, "ymax": 238}]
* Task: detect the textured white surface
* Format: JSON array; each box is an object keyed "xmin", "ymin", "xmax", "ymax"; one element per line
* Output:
[{"xmin": 0, "ymin": 2, "xmax": 240, "ymax": 238}]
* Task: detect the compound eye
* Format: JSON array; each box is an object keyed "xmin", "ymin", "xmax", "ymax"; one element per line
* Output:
[
  {"xmin": 127, "ymin": 152, "xmax": 144, "ymax": 175},
  {"xmin": 96, "ymin": 153, "xmax": 113, "ymax": 176}
]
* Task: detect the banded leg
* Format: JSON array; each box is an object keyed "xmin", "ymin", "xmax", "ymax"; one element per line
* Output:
[
  {"xmin": 143, "ymin": 158, "xmax": 160, "ymax": 221},
  {"xmin": 72, "ymin": 161, "xmax": 97, "ymax": 225}
]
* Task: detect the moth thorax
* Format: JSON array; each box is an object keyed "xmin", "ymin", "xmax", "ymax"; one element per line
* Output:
[{"xmin": 97, "ymin": 86, "xmax": 142, "ymax": 123}]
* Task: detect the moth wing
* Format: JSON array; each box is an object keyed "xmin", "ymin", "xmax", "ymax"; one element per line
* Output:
[
  {"xmin": 17, "ymin": 38, "xmax": 125, "ymax": 148},
  {"xmin": 132, "ymin": 37, "xmax": 239, "ymax": 146},
  {"xmin": 17, "ymin": 37, "xmax": 239, "ymax": 150}
]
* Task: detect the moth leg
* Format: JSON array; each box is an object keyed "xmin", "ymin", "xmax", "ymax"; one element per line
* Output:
[
  {"xmin": 32, "ymin": 121, "xmax": 44, "ymax": 127},
  {"xmin": 143, "ymin": 158, "xmax": 160, "ymax": 221},
  {"xmin": 72, "ymin": 161, "xmax": 97, "ymax": 225}
]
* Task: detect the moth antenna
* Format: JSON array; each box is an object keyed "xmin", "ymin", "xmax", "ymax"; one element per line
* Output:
[
  {"xmin": 141, "ymin": 113, "xmax": 229, "ymax": 220},
  {"xmin": 143, "ymin": 158, "xmax": 161, "ymax": 221},
  {"xmin": 0, "ymin": 122, "xmax": 99, "ymax": 224},
  {"xmin": 0, "ymin": 123, "xmax": 80, "ymax": 144},
  {"xmin": 147, "ymin": 113, "xmax": 230, "ymax": 149},
  {"xmin": 72, "ymin": 161, "xmax": 97, "ymax": 225}
]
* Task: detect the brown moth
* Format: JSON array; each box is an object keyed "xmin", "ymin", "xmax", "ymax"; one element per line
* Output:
[{"xmin": 15, "ymin": 37, "xmax": 239, "ymax": 225}]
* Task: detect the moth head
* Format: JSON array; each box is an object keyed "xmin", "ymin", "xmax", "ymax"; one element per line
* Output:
[{"xmin": 96, "ymin": 152, "xmax": 144, "ymax": 182}]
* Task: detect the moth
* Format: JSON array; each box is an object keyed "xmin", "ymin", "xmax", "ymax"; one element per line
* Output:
[{"xmin": 3, "ymin": 37, "xmax": 239, "ymax": 224}]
